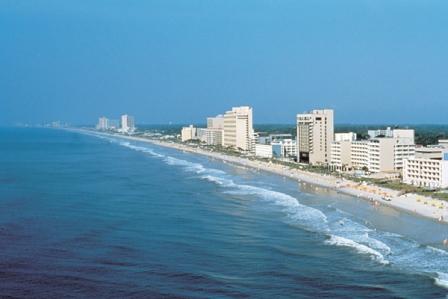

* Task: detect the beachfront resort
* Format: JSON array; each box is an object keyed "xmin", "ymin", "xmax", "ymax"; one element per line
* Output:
[
  {"xmin": 176, "ymin": 107, "xmax": 447, "ymax": 191},
  {"xmin": 95, "ymin": 107, "xmax": 448, "ymax": 217}
]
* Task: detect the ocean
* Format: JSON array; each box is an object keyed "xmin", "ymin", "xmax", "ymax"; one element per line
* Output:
[{"xmin": 1, "ymin": 127, "xmax": 448, "ymax": 298}]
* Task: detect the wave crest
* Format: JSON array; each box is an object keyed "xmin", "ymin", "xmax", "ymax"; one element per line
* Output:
[
  {"xmin": 325, "ymin": 235, "xmax": 389, "ymax": 265},
  {"xmin": 434, "ymin": 272, "xmax": 448, "ymax": 289}
]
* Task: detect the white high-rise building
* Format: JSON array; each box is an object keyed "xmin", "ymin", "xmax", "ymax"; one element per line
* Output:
[
  {"xmin": 223, "ymin": 106, "xmax": 254, "ymax": 152},
  {"xmin": 392, "ymin": 129, "xmax": 415, "ymax": 170},
  {"xmin": 207, "ymin": 115, "xmax": 224, "ymax": 129},
  {"xmin": 181, "ymin": 125, "xmax": 197, "ymax": 142},
  {"xmin": 120, "ymin": 114, "xmax": 135, "ymax": 133},
  {"xmin": 96, "ymin": 117, "xmax": 109, "ymax": 130},
  {"xmin": 296, "ymin": 109, "xmax": 334, "ymax": 165}
]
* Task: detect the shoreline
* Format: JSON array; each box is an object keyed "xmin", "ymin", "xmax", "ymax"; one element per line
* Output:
[{"xmin": 77, "ymin": 129, "xmax": 448, "ymax": 224}]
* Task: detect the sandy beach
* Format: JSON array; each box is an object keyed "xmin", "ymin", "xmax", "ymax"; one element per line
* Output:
[{"xmin": 81, "ymin": 130, "xmax": 448, "ymax": 224}]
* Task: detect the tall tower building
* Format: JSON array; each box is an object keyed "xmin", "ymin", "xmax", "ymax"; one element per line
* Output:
[
  {"xmin": 121, "ymin": 114, "xmax": 135, "ymax": 133},
  {"xmin": 96, "ymin": 116, "xmax": 109, "ymax": 130},
  {"xmin": 296, "ymin": 109, "xmax": 334, "ymax": 164},
  {"xmin": 223, "ymin": 106, "xmax": 254, "ymax": 152}
]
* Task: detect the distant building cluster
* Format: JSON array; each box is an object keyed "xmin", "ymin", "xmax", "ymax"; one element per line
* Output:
[
  {"xmin": 96, "ymin": 114, "xmax": 135, "ymax": 133},
  {"xmin": 181, "ymin": 106, "xmax": 254, "ymax": 152}
]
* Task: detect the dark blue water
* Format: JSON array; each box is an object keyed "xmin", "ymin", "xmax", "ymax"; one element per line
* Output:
[{"xmin": 1, "ymin": 128, "xmax": 447, "ymax": 298}]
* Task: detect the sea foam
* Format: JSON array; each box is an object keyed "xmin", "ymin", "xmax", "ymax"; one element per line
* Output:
[
  {"xmin": 203, "ymin": 174, "xmax": 329, "ymax": 232},
  {"xmin": 434, "ymin": 272, "xmax": 448, "ymax": 289},
  {"xmin": 325, "ymin": 235, "xmax": 389, "ymax": 265},
  {"xmin": 119, "ymin": 142, "xmax": 165, "ymax": 158},
  {"xmin": 95, "ymin": 133, "xmax": 448, "ymax": 291}
]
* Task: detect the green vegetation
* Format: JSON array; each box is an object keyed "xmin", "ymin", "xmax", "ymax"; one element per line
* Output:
[
  {"xmin": 138, "ymin": 123, "xmax": 448, "ymax": 146},
  {"xmin": 255, "ymin": 124, "xmax": 448, "ymax": 145}
]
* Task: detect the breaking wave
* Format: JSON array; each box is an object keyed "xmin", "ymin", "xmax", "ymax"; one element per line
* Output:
[
  {"xmin": 119, "ymin": 141, "xmax": 165, "ymax": 158},
  {"xmin": 325, "ymin": 235, "xmax": 389, "ymax": 265},
  {"xmin": 88, "ymin": 133, "xmax": 448, "ymax": 291},
  {"xmin": 434, "ymin": 272, "xmax": 448, "ymax": 289}
]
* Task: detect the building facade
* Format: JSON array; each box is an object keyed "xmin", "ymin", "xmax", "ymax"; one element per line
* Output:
[
  {"xmin": 271, "ymin": 139, "xmax": 297, "ymax": 159},
  {"xmin": 403, "ymin": 154, "xmax": 448, "ymax": 189},
  {"xmin": 296, "ymin": 109, "xmax": 334, "ymax": 164},
  {"xmin": 223, "ymin": 106, "xmax": 254, "ymax": 152},
  {"xmin": 368, "ymin": 127, "xmax": 394, "ymax": 139},
  {"xmin": 334, "ymin": 132, "xmax": 357, "ymax": 142},
  {"xmin": 439, "ymin": 140, "xmax": 448, "ymax": 148},
  {"xmin": 204, "ymin": 129, "xmax": 223, "ymax": 146},
  {"xmin": 207, "ymin": 115, "xmax": 224, "ymax": 129},
  {"xmin": 330, "ymin": 129, "xmax": 415, "ymax": 173},
  {"xmin": 181, "ymin": 125, "xmax": 197, "ymax": 142},
  {"xmin": 255, "ymin": 144, "xmax": 273, "ymax": 159},
  {"xmin": 96, "ymin": 117, "xmax": 109, "ymax": 130},
  {"xmin": 330, "ymin": 140, "xmax": 353, "ymax": 170},
  {"xmin": 197, "ymin": 128, "xmax": 207, "ymax": 143},
  {"xmin": 120, "ymin": 114, "xmax": 135, "ymax": 133}
]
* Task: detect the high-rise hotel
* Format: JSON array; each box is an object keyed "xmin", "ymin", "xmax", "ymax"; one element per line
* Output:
[
  {"xmin": 223, "ymin": 106, "xmax": 254, "ymax": 152},
  {"xmin": 120, "ymin": 114, "xmax": 135, "ymax": 133},
  {"xmin": 296, "ymin": 109, "xmax": 334, "ymax": 165}
]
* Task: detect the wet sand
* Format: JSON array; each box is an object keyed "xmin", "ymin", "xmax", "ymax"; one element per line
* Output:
[{"xmin": 80, "ymin": 130, "xmax": 448, "ymax": 224}]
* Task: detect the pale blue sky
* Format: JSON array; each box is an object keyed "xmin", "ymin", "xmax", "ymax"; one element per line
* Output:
[{"xmin": 1, "ymin": 0, "xmax": 447, "ymax": 125}]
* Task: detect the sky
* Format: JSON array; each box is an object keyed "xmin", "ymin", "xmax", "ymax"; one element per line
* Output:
[{"xmin": 1, "ymin": 0, "xmax": 447, "ymax": 125}]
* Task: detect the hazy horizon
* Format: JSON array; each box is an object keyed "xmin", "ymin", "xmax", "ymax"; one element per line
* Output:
[{"xmin": 2, "ymin": 1, "xmax": 448, "ymax": 125}]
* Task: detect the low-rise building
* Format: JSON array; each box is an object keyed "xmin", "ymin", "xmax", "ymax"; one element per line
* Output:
[
  {"xmin": 197, "ymin": 128, "xmax": 207, "ymax": 143},
  {"xmin": 204, "ymin": 128, "xmax": 223, "ymax": 146},
  {"xmin": 368, "ymin": 127, "xmax": 393, "ymax": 139},
  {"xmin": 204, "ymin": 114, "xmax": 224, "ymax": 146},
  {"xmin": 403, "ymin": 149, "xmax": 448, "ymax": 189},
  {"xmin": 415, "ymin": 146, "xmax": 447, "ymax": 159},
  {"xmin": 439, "ymin": 139, "xmax": 448, "ymax": 148},
  {"xmin": 271, "ymin": 139, "xmax": 297, "ymax": 159},
  {"xmin": 330, "ymin": 129, "xmax": 415, "ymax": 173},
  {"xmin": 334, "ymin": 132, "xmax": 357, "ymax": 142},
  {"xmin": 282, "ymin": 139, "xmax": 297, "ymax": 158},
  {"xmin": 255, "ymin": 144, "xmax": 273, "ymax": 159}
]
